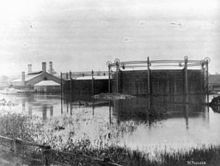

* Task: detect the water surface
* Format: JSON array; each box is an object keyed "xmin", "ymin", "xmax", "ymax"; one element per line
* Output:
[{"xmin": 0, "ymin": 94, "xmax": 220, "ymax": 155}]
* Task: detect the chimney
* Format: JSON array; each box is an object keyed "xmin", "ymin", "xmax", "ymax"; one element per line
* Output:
[
  {"xmin": 42, "ymin": 62, "xmax": 46, "ymax": 72},
  {"xmin": 22, "ymin": 72, "xmax": 25, "ymax": 82},
  {"xmin": 49, "ymin": 61, "xmax": 53, "ymax": 74},
  {"xmin": 28, "ymin": 64, "xmax": 32, "ymax": 74}
]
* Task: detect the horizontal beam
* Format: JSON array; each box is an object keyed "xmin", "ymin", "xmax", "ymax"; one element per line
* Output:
[{"xmin": 110, "ymin": 59, "xmax": 206, "ymax": 67}]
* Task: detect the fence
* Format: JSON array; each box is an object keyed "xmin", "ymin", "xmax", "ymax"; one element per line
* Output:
[{"xmin": 0, "ymin": 135, "xmax": 122, "ymax": 166}]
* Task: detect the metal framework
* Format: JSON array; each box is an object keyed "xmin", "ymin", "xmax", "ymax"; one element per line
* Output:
[
  {"xmin": 107, "ymin": 56, "xmax": 210, "ymax": 70},
  {"xmin": 106, "ymin": 57, "xmax": 210, "ymax": 101}
]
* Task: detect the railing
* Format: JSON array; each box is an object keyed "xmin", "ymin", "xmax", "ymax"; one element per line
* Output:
[
  {"xmin": 0, "ymin": 135, "xmax": 123, "ymax": 166},
  {"xmin": 108, "ymin": 57, "xmax": 210, "ymax": 69}
]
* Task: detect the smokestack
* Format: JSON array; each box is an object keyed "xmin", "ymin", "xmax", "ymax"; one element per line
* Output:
[
  {"xmin": 49, "ymin": 61, "xmax": 53, "ymax": 74},
  {"xmin": 22, "ymin": 72, "xmax": 25, "ymax": 82},
  {"xmin": 28, "ymin": 64, "xmax": 32, "ymax": 74},
  {"xmin": 42, "ymin": 62, "xmax": 46, "ymax": 72}
]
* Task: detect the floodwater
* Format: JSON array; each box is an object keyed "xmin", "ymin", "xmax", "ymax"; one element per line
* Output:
[{"xmin": 0, "ymin": 93, "xmax": 220, "ymax": 155}]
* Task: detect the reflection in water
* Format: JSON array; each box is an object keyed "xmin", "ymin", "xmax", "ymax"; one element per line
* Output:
[
  {"xmin": 42, "ymin": 105, "xmax": 47, "ymax": 121},
  {"xmin": 0, "ymin": 93, "xmax": 219, "ymax": 154},
  {"xmin": 28, "ymin": 105, "xmax": 32, "ymax": 117},
  {"xmin": 112, "ymin": 95, "xmax": 207, "ymax": 128},
  {"xmin": 50, "ymin": 106, "xmax": 53, "ymax": 117}
]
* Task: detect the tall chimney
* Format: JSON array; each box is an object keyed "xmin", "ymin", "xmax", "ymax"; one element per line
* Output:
[
  {"xmin": 49, "ymin": 61, "xmax": 53, "ymax": 74},
  {"xmin": 28, "ymin": 64, "xmax": 32, "ymax": 74},
  {"xmin": 22, "ymin": 72, "xmax": 25, "ymax": 82},
  {"xmin": 42, "ymin": 62, "xmax": 46, "ymax": 72}
]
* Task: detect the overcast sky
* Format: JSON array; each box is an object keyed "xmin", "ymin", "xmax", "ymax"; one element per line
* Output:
[{"xmin": 0, "ymin": 0, "xmax": 219, "ymax": 76}]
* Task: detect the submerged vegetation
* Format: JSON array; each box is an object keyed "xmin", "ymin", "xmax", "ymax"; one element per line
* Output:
[{"xmin": 0, "ymin": 112, "xmax": 220, "ymax": 165}]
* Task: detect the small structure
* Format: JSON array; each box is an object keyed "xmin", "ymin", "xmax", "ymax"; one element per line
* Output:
[
  {"xmin": 34, "ymin": 80, "xmax": 60, "ymax": 93},
  {"xmin": 62, "ymin": 71, "xmax": 109, "ymax": 96},
  {"xmin": 209, "ymin": 74, "xmax": 220, "ymax": 93},
  {"xmin": 10, "ymin": 62, "xmax": 61, "ymax": 93}
]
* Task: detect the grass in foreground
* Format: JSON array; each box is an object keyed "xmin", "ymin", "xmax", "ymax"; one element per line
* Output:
[{"xmin": 0, "ymin": 113, "xmax": 220, "ymax": 166}]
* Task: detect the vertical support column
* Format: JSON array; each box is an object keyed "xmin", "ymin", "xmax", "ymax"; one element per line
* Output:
[
  {"xmin": 108, "ymin": 64, "xmax": 111, "ymax": 93},
  {"xmin": 205, "ymin": 58, "xmax": 209, "ymax": 103},
  {"xmin": 201, "ymin": 62, "xmax": 205, "ymax": 94},
  {"xmin": 60, "ymin": 72, "xmax": 63, "ymax": 96},
  {"xmin": 147, "ymin": 57, "xmax": 151, "ymax": 95},
  {"xmin": 66, "ymin": 72, "xmax": 69, "ymax": 80},
  {"xmin": 205, "ymin": 60, "xmax": 209, "ymax": 94},
  {"xmin": 60, "ymin": 72, "xmax": 63, "ymax": 114},
  {"xmin": 69, "ymin": 71, "xmax": 72, "ymax": 96},
  {"xmin": 147, "ymin": 57, "xmax": 152, "ymax": 118},
  {"xmin": 115, "ymin": 59, "xmax": 120, "ymax": 93},
  {"xmin": 91, "ymin": 70, "xmax": 94, "ymax": 95},
  {"xmin": 184, "ymin": 56, "xmax": 189, "ymax": 103},
  {"xmin": 109, "ymin": 101, "xmax": 112, "ymax": 124}
]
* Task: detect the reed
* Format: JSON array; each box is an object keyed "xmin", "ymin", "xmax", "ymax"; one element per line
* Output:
[{"xmin": 0, "ymin": 113, "xmax": 219, "ymax": 166}]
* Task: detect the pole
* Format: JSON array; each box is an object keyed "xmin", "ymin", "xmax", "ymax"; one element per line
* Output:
[
  {"xmin": 108, "ymin": 65, "xmax": 111, "ymax": 93},
  {"xmin": 184, "ymin": 56, "xmax": 188, "ymax": 103},
  {"xmin": 92, "ymin": 70, "xmax": 94, "ymax": 95},
  {"xmin": 109, "ymin": 101, "xmax": 112, "ymax": 124},
  {"xmin": 69, "ymin": 71, "xmax": 72, "ymax": 97},
  {"xmin": 205, "ymin": 60, "xmax": 209, "ymax": 103},
  {"xmin": 116, "ymin": 62, "xmax": 120, "ymax": 93},
  {"xmin": 147, "ymin": 57, "xmax": 151, "ymax": 95},
  {"xmin": 201, "ymin": 63, "xmax": 205, "ymax": 94}
]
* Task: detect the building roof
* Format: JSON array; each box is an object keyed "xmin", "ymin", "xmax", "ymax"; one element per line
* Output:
[
  {"xmin": 27, "ymin": 71, "xmax": 43, "ymax": 75},
  {"xmin": 34, "ymin": 80, "xmax": 60, "ymax": 86},
  {"xmin": 12, "ymin": 72, "xmax": 42, "ymax": 83}
]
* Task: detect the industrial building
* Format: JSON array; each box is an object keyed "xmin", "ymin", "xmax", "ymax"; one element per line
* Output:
[{"xmin": 10, "ymin": 62, "xmax": 61, "ymax": 93}]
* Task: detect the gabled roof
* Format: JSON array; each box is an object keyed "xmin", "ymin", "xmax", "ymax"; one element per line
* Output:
[
  {"xmin": 11, "ymin": 71, "xmax": 61, "ymax": 85},
  {"xmin": 11, "ymin": 72, "xmax": 43, "ymax": 83},
  {"xmin": 27, "ymin": 71, "xmax": 43, "ymax": 75},
  {"xmin": 26, "ymin": 73, "xmax": 42, "ymax": 81}
]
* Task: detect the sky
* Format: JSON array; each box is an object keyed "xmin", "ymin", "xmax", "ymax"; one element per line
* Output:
[{"xmin": 0, "ymin": 0, "xmax": 219, "ymax": 76}]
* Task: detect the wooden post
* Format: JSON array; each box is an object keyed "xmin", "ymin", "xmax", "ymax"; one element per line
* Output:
[
  {"xmin": 92, "ymin": 70, "xmax": 94, "ymax": 95},
  {"xmin": 184, "ymin": 56, "xmax": 188, "ymax": 103},
  {"xmin": 147, "ymin": 57, "xmax": 151, "ymax": 95}
]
